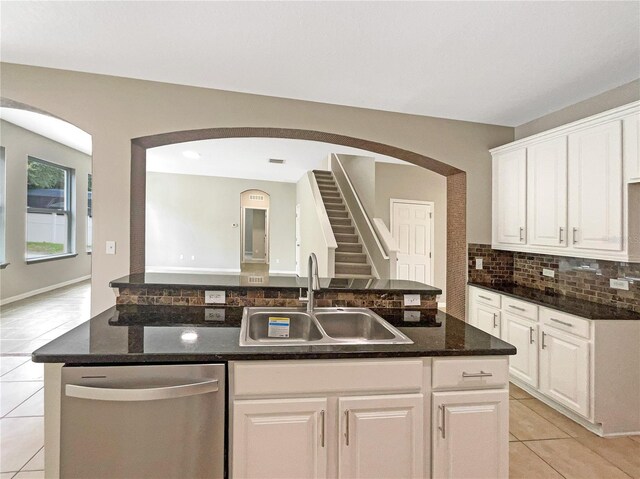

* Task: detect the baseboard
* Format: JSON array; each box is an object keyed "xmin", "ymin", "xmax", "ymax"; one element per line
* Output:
[{"xmin": 1, "ymin": 275, "xmax": 91, "ymax": 305}]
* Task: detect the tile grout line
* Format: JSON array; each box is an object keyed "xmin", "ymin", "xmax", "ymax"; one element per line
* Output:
[
  {"xmin": 15, "ymin": 445, "xmax": 44, "ymax": 476},
  {"xmin": 1, "ymin": 384, "xmax": 44, "ymax": 418}
]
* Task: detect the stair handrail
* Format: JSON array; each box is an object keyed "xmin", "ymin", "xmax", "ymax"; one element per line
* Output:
[
  {"xmin": 330, "ymin": 154, "xmax": 395, "ymax": 279},
  {"xmin": 372, "ymin": 218, "xmax": 399, "ymax": 279}
]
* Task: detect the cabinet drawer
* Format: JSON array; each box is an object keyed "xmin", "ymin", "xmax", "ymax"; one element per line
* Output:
[
  {"xmin": 432, "ymin": 357, "xmax": 508, "ymax": 391},
  {"xmin": 503, "ymin": 296, "xmax": 538, "ymax": 321},
  {"xmin": 470, "ymin": 287, "xmax": 501, "ymax": 309},
  {"xmin": 232, "ymin": 359, "xmax": 424, "ymax": 397},
  {"xmin": 540, "ymin": 308, "xmax": 591, "ymax": 340}
]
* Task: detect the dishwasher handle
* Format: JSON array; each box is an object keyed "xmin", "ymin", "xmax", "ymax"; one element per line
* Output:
[{"xmin": 65, "ymin": 379, "xmax": 219, "ymax": 402}]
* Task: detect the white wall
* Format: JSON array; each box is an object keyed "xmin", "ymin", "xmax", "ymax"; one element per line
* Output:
[
  {"xmin": 1, "ymin": 63, "xmax": 514, "ymax": 314},
  {"xmin": 145, "ymin": 172, "xmax": 296, "ymax": 273},
  {"xmin": 296, "ymin": 173, "xmax": 332, "ymax": 277},
  {"xmin": 374, "ymin": 162, "xmax": 447, "ymax": 301},
  {"xmin": 336, "ymin": 154, "xmax": 376, "ymax": 218},
  {"xmin": 0, "ymin": 119, "xmax": 92, "ymax": 302}
]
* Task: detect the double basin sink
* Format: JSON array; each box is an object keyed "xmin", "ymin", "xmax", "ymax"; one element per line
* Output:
[{"xmin": 239, "ymin": 307, "xmax": 413, "ymax": 346}]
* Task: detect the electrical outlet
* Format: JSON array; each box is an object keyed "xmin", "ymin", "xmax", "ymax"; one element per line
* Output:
[
  {"xmin": 205, "ymin": 290, "xmax": 226, "ymax": 304},
  {"xmin": 204, "ymin": 308, "xmax": 226, "ymax": 322},
  {"xmin": 105, "ymin": 241, "xmax": 116, "ymax": 255},
  {"xmin": 475, "ymin": 258, "xmax": 483, "ymax": 270},
  {"xmin": 542, "ymin": 268, "xmax": 555, "ymax": 278},
  {"xmin": 610, "ymin": 279, "xmax": 630, "ymax": 291},
  {"xmin": 403, "ymin": 294, "xmax": 421, "ymax": 307}
]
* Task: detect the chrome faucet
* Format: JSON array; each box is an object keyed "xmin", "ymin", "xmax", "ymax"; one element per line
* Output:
[{"xmin": 300, "ymin": 253, "xmax": 321, "ymax": 312}]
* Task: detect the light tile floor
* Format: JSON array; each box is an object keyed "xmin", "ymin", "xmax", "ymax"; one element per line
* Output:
[
  {"xmin": 509, "ymin": 383, "xmax": 640, "ymax": 478},
  {"xmin": 1, "ymin": 281, "xmax": 90, "ymax": 478},
  {"xmin": 2, "ymin": 285, "xmax": 640, "ymax": 478}
]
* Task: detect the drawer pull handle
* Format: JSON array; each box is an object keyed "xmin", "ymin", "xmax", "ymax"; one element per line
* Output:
[
  {"xmin": 438, "ymin": 405, "xmax": 446, "ymax": 438},
  {"xmin": 478, "ymin": 295, "xmax": 493, "ymax": 301},
  {"xmin": 550, "ymin": 318, "xmax": 573, "ymax": 328},
  {"xmin": 529, "ymin": 327, "xmax": 535, "ymax": 344},
  {"xmin": 509, "ymin": 305, "xmax": 526, "ymax": 312},
  {"xmin": 462, "ymin": 371, "xmax": 493, "ymax": 378}
]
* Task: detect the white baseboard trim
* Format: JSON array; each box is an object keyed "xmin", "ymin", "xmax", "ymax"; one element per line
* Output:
[{"xmin": 1, "ymin": 275, "xmax": 91, "ymax": 305}]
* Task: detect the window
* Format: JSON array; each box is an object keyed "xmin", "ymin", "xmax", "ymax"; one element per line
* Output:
[
  {"xmin": 87, "ymin": 173, "xmax": 92, "ymax": 252},
  {"xmin": 0, "ymin": 147, "xmax": 6, "ymax": 265},
  {"xmin": 26, "ymin": 157, "xmax": 74, "ymax": 259}
]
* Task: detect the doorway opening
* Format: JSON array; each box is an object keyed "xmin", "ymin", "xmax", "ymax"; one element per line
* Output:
[{"xmin": 240, "ymin": 189, "xmax": 270, "ymax": 274}]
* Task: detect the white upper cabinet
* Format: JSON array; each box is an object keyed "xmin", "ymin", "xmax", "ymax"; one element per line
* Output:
[
  {"xmin": 527, "ymin": 137, "xmax": 568, "ymax": 247},
  {"xmin": 493, "ymin": 148, "xmax": 527, "ymax": 245},
  {"xmin": 491, "ymin": 101, "xmax": 639, "ymax": 262},
  {"xmin": 568, "ymin": 121, "xmax": 623, "ymax": 252}
]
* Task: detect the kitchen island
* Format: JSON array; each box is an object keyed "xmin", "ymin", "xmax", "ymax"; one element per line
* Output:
[{"xmin": 33, "ymin": 275, "xmax": 516, "ymax": 479}]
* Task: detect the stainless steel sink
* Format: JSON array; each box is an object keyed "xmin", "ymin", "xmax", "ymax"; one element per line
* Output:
[{"xmin": 239, "ymin": 307, "xmax": 413, "ymax": 346}]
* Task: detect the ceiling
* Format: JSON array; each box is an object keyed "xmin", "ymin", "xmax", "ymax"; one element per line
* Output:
[
  {"xmin": 0, "ymin": 107, "xmax": 92, "ymax": 155},
  {"xmin": 147, "ymin": 138, "xmax": 408, "ymax": 183},
  {"xmin": 1, "ymin": 2, "xmax": 638, "ymax": 126}
]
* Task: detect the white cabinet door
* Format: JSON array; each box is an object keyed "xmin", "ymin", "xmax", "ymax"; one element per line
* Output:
[
  {"xmin": 527, "ymin": 137, "xmax": 568, "ymax": 247},
  {"xmin": 339, "ymin": 394, "xmax": 423, "ymax": 479},
  {"xmin": 568, "ymin": 121, "xmax": 623, "ymax": 251},
  {"xmin": 432, "ymin": 390, "xmax": 509, "ymax": 479},
  {"xmin": 232, "ymin": 398, "xmax": 328, "ymax": 479},
  {"xmin": 494, "ymin": 148, "xmax": 527, "ymax": 245},
  {"xmin": 503, "ymin": 312, "xmax": 538, "ymax": 388},
  {"xmin": 471, "ymin": 303, "xmax": 501, "ymax": 339},
  {"xmin": 539, "ymin": 326, "xmax": 590, "ymax": 418},
  {"xmin": 623, "ymin": 113, "xmax": 640, "ymax": 181}
]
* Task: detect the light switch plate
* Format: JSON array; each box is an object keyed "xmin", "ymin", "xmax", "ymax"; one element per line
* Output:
[
  {"xmin": 105, "ymin": 241, "xmax": 116, "ymax": 255},
  {"xmin": 542, "ymin": 268, "xmax": 555, "ymax": 278},
  {"xmin": 403, "ymin": 294, "xmax": 421, "ymax": 307},
  {"xmin": 610, "ymin": 279, "xmax": 630, "ymax": 291},
  {"xmin": 205, "ymin": 290, "xmax": 226, "ymax": 304},
  {"xmin": 475, "ymin": 258, "xmax": 483, "ymax": 270},
  {"xmin": 204, "ymin": 308, "xmax": 226, "ymax": 321}
]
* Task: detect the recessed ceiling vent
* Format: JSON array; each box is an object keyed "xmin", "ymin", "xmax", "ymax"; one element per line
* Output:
[{"xmin": 268, "ymin": 158, "xmax": 286, "ymax": 164}]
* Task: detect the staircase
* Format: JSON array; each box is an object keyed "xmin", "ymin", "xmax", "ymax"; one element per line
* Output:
[{"xmin": 313, "ymin": 170, "xmax": 373, "ymax": 278}]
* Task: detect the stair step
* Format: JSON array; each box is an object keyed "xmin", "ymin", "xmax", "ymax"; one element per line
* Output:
[
  {"xmin": 320, "ymin": 191, "xmax": 341, "ymax": 198},
  {"xmin": 323, "ymin": 197, "xmax": 343, "ymax": 205},
  {"xmin": 327, "ymin": 209, "xmax": 348, "ymax": 218},
  {"xmin": 313, "ymin": 170, "xmax": 333, "ymax": 177},
  {"xmin": 335, "ymin": 233, "xmax": 359, "ymax": 243},
  {"xmin": 336, "ymin": 243, "xmax": 363, "ymax": 253},
  {"xmin": 335, "ymin": 252, "xmax": 367, "ymax": 264},
  {"xmin": 335, "ymin": 262, "xmax": 372, "ymax": 275},
  {"xmin": 316, "ymin": 179, "xmax": 335, "ymax": 185},
  {"xmin": 333, "ymin": 225, "xmax": 355, "ymax": 235},
  {"xmin": 330, "ymin": 217, "xmax": 352, "ymax": 226}
]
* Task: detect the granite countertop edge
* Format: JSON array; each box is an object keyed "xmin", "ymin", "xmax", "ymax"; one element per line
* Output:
[{"xmin": 468, "ymin": 282, "xmax": 640, "ymax": 321}]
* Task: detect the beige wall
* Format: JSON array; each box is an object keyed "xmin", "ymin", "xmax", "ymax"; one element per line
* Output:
[
  {"xmin": 0, "ymin": 120, "xmax": 92, "ymax": 301},
  {"xmin": 337, "ymin": 154, "xmax": 376, "ymax": 218},
  {"xmin": 515, "ymin": 79, "xmax": 640, "ymax": 140},
  {"xmin": 0, "ymin": 63, "xmax": 513, "ymax": 314},
  {"xmin": 146, "ymin": 172, "xmax": 296, "ymax": 273},
  {"xmin": 374, "ymin": 162, "xmax": 447, "ymax": 302}
]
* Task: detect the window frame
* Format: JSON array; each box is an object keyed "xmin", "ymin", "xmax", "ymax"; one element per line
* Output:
[{"xmin": 26, "ymin": 156, "xmax": 76, "ymax": 262}]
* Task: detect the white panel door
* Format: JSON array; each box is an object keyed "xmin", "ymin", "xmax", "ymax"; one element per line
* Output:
[
  {"xmin": 232, "ymin": 398, "xmax": 328, "ymax": 479},
  {"xmin": 392, "ymin": 201, "xmax": 433, "ymax": 284},
  {"xmin": 503, "ymin": 312, "xmax": 538, "ymax": 388},
  {"xmin": 539, "ymin": 326, "xmax": 590, "ymax": 418},
  {"xmin": 339, "ymin": 394, "xmax": 423, "ymax": 479},
  {"xmin": 527, "ymin": 137, "xmax": 568, "ymax": 247},
  {"xmin": 471, "ymin": 303, "xmax": 501, "ymax": 339},
  {"xmin": 494, "ymin": 148, "xmax": 527, "ymax": 244},
  {"xmin": 568, "ymin": 121, "xmax": 623, "ymax": 251},
  {"xmin": 432, "ymin": 390, "xmax": 509, "ymax": 479}
]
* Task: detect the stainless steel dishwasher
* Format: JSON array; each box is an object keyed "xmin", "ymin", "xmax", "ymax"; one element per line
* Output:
[{"xmin": 60, "ymin": 363, "xmax": 225, "ymax": 479}]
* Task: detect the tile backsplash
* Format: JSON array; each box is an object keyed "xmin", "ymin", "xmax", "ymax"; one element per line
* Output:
[
  {"xmin": 468, "ymin": 243, "xmax": 640, "ymax": 313},
  {"xmin": 116, "ymin": 287, "xmax": 438, "ymax": 310}
]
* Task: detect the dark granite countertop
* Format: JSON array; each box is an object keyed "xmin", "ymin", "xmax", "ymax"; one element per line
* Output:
[
  {"xmin": 32, "ymin": 305, "xmax": 514, "ymax": 364},
  {"xmin": 110, "ymin": 273, "xmax": 442, "ymax": 295},
  {"xmin": 468, "ymin": 282, "xmax": 640, "ymax": 320}
]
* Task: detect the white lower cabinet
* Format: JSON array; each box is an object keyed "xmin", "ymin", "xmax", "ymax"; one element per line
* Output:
[
  {"xmin": 232, "ymin": 398, "xmax": 328, "ymax": 479},
  {"xmin": 338, "ymin": 394, "xmax": 423, "ymax": 479},
  {"xmin": 432, "ymin": 390, "xmax": 509, "ymax": 479},
  {"xmin": 503, "ymin": 312, "xmax": 538, "ymax": 388},
  {"xmin": 539, "ymin": 325, "xmax": 590, "ymax": 418}
]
